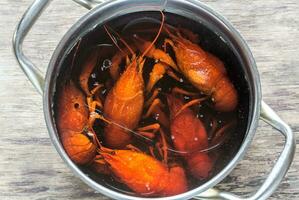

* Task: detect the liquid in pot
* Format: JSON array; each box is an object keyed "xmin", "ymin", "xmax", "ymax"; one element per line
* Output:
[{"xmin": 54, "ymin": 11, "xmax": 249, "ymax": 197}]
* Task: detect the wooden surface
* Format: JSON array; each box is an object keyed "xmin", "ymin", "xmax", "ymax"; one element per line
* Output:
[{"xmin": 0, "ymin": 0, "xmax": 298, "ymax": 199}]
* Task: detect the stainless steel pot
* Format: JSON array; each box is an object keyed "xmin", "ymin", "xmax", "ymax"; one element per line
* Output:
[{"xmin": 13, "ymin": 0, "xmax": 296, "ymax": 199}]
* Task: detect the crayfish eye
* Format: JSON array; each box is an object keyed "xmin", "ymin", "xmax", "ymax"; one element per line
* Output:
[{"xmin": 74, "ymin": 103, "xmax": 80, "ymax": 109}]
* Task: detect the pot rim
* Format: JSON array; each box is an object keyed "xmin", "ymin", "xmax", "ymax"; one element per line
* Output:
[{"xmin": 43, "ymin": 0, "xmax": 261, "ymax": 199}]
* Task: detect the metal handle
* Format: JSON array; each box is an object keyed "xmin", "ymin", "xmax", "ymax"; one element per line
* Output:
[
  {"xmin": 13, "ymin": 0, "xmax": 102, "ymax": 95},
  {"xmin": 72, "ymin": 0, "xmax": 104, "ymax": 9},
  {"xmin": 195, "ymin": 101, "xmax": 296, "ymax": 200}
]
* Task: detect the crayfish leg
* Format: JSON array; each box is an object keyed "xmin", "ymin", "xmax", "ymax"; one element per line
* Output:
[
  {"xmin": 159, "ymin": 129, "xmax": 169, "ymax": 164},
  {"xmin": 145, "ymin": 88, "xmax": 160, "ymax": 107},
  {"xmin": 137, "ymin": 131, "xmax": 156, "ymax": 139},
  {"xmin": 166, "ymin": 69, "xmax": 181, "ymax": 82},
  {"xmin": 137, "ymin": 123, "xmax": 160, "ymax": 132},
  {"xmin": 172, "ymin": 87, "xmax": 198, "ymax": 97},
  {"xmin": 163, "ymin": 38, "xmax": 175, "ymax": 52},
  {"xmin": 146, "ymin": 63, "xmax": 181, "ymax": 93},
  {"xmin": 86, "ymin": 85, "xmax": 105, "ymax": 128},
  {"xmin": 135, "ymin": 123, "xmax": 161, "ymax": 140},
  {"xmin": 149, "ymin": 146, "xmax": 156, "ymax": 158},
  {"xmin": 174, "ymin": 97, "xmax": 208, "ymax": 117},
  {"xmin": 144, "ymin": 98, "xmax": 169, "ymax": 128},
  {"xmin": 136, "ymin": 37, "xmax": 178, "ymax": 71},
  {"xmin": 150, "ymin": 48, "xmax": 178, "ymax": 71},
  {"xmin": 144, "ymin": 98, "xmax": 164, "ymax": 118},
  {"xmin": 146, "ymin": 62, "xmax": 167, "ymax": 93}
]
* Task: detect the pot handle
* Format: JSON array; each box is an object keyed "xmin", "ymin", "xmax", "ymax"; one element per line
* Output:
[
  {"xmin": 13, "ymin": 0, "xmax": 103, "ymax": 95},
  {"xmin": 195, "ymin": 101, "xmax": 295, "ymax": 200},
  {"xmin": 72, "ymin": 0, "xmax": 103, "ymax": 9}
]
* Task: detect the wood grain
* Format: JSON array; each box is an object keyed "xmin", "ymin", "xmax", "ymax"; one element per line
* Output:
[{"xmin": 0, "ymin": 0, "xmax": 298, "ymax": 199}]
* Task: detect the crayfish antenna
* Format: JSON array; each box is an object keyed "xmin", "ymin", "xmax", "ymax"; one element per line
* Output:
[
  {"xmin": 64, "ymin": 39, "xmax": 82, "ymax": 82},
  {"xmin": 70, "ymin": 39, "xmax": 82, "ymax": 72},
  {"xmin": 163, "ymin": 24, "xmax": 177, "ymax": 38},
  {"xmin": 163, "ymin": 24, "xmax": 186, "ymax": 48},
  {"xmin": 136, "ymin": 11, "xmax": 165, "ymax": 74},
  {"xmin": 140, "ymin": 11, "xmax": 165, "ymax": 59},
  {"xmin": 104, "ymin": 25, "xmax": 135, "ymax": 55},
  {"xmin": 104, "ymin": 25, "xmax": 125, "ymax": 54}
]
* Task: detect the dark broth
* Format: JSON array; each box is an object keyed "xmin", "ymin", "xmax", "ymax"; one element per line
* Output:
[{"xmin": 54, "ymin": 11, "xmax": 249, "ymax": 197}]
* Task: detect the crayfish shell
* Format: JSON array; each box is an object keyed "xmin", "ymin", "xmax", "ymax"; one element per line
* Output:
[
  {"xmin": 101, "ymin": 150, "xmax": 187, "ymax": 197},
  {"xmin": 56, "ymin": 81, "xmax": 89, "ymax": 132},
  {"xmin": 61, "ymin": 131, "xmax": 96, "ymax": 165}
]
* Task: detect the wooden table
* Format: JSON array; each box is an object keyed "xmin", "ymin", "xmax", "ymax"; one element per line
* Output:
[{"xmin": 0, "ymin": 0, "xmax": 298, "ymax": 199}]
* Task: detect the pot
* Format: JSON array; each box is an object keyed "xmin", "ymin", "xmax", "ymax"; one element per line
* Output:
[{"xmin": 13, "ymin": 0, "xmax": 295, "ymax": 199}]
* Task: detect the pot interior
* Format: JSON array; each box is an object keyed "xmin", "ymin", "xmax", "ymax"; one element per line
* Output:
[{"xmin": 45, "ymin": 0, "xmax": 258, "ymax": 199}]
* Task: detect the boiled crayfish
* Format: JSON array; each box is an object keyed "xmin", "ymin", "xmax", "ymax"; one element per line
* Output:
[
  {"xmin": 98, "ymin": 146, "xmax": 188, "ymax": 197},
  {"xmin": 164, "ymin": 28, "xmax": 238, "ymax": 112},
  {"xmin": 167, "ymin": 94, "xmax": 213, "ymax": 179},
  {"xmin": 101, "ymin": 12, "xmax": 166, "ymax": 148},
  {"xmin": 56, "ymin": 81, "xmax": 98, "ymax": 165}
]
